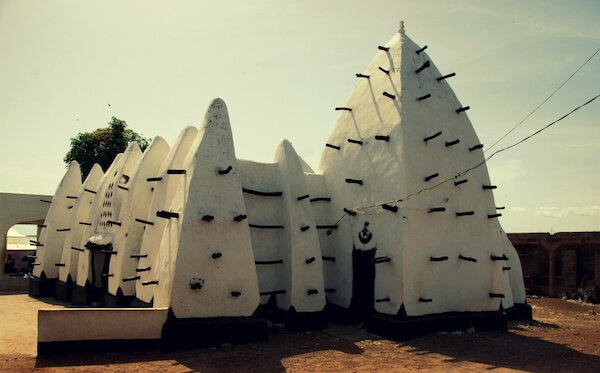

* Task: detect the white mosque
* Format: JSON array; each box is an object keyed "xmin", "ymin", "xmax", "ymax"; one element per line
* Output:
[{"xmin": 30, "ymin": 23, "xmax": 531, "ymax": 353}]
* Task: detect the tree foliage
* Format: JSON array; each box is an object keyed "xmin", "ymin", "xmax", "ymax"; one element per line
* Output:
[{"xmin": 64, "ymin": 117, "xmax": 150, "ymax": 178}]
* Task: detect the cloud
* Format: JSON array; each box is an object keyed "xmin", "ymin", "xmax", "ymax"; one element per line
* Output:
[
  {"xmin": 511, "ymin": 206, "xmax": 527, "ymax": 213},
  {"xmin": 534, "ymin": 205, "xmax": 600, "ymax": 218}
]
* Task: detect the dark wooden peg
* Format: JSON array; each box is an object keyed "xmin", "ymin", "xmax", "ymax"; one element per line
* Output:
[
  {"xmin": 347, "ymin": 139, "xmax": 363, "ymax": 145},
  {"xmin": 424, "ymin": 173, "xmax": 439, "ymax": 182},
  {"xmin": 326, "ymin": 143, "xmax": 341, "ymax": 150},
  {"xmin": 233, "ymin": 214, "xmax": 248, "ymax": 222},
  {"xmin": 382, "ymin": 204, "xmax": 398, "ymax": 213},
  {"xmin": 383, "ymin": 91, "xmax": 396, "ymax": 100},
  {"xmin": 428, "ymin": 207, "xmax": 446, "ymax": 213},
  {"xmin": 218, "ymin": 165, "xmax": 233, "ymax": 175},
  {"xmin": 424, "ymin": 131, "xmax": 442, "ymax": 142},
  {"xmin": 345, "ymin": 178, "xmax": 363, "ymax": 185},
  {"xmin": 343, "ymin": 208, "xmax": 357, "ymax": 216},
  {"xmin": 436, "ymin": 72, "xmax": 456, "ymax": 81},
  {"xmin": 415, "ymin": 60, "xmax": 431, "ymax": 74}
]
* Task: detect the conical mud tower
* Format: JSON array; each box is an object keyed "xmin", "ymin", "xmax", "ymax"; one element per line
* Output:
[
  {"xmin": 55, "ymin": 163, "xmax": 104, "ymax": 301},
  {"xmin": 29, "ymin": 161, "xmax": 82, "ymax": 297},
  {"xmin": 319, "ymin": 23, "xmax": 528, "ymax": 337}
]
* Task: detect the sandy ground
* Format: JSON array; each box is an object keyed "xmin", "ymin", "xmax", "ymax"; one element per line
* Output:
[{"xmin": 0, "ymin": 293, "xmax": 599, "ymax": 372}]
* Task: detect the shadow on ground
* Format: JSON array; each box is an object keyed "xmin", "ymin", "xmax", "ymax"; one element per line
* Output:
[
  {"xmin": 402, "ymin": 326, "xmax": 600, "ymax": 372},
  {"xmin": 34, "ymin": 328, "xmax": 364, "ymax": 372}
]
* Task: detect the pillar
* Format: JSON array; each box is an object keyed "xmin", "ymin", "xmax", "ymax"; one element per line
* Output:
[
  {"xmin": 594, "ymin": 252, "xmax": 600, "ymax": 299},
  {"xmin": 562, "ymin": 249, "xmax": 577, "ymax": 294},
  {"xmin": 0, "ymin": 232, "xmax": 6, "ymax": 277},
  {"xmin": 545, "ymin": 241, "xmax": 561, "ymax": 298}
]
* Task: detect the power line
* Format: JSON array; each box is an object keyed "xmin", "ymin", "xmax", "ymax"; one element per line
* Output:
[
  {"xmin": 486, "ymin": 46, "xmax": 600, "ymax": 153},
  {"xmin": 344, "ymin": 94, "xmax": 600, "ymax": 217}
]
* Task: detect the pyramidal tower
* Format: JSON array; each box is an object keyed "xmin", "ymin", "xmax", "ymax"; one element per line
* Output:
[{"xmin": 318, "ymin": 22, "xmax": 528, "ymax": 333}]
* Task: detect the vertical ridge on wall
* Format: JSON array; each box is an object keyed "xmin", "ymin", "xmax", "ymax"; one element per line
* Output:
[
  {"xmin": 108, "ymin": 137, "xmax": 170, "ymax": 298},
  {"xmin": 135, "ymin": 127, "xmax": 198, "ymax": 304},
  {"xmin": 153, "ymin": 99, "xmax": 260, "ymax": 318},
  {"xmin": 58, "ymin": 164, "xmax": 104, "ymax": 285},
  {"xmin": 33, "ymin": 161, "xmax": 82, "ymax": 280},
  {"xmin": 274, "ymin": 140, "xmax": 326, "ymax": 313}
]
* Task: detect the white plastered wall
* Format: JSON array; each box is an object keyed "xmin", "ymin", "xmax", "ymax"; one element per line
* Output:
[
  {"xmin": 236, "ymin": 159, "xmax": 286, "ymax": 306},
  {"xmin": 76, "ymin": 154, "xmax": 124, "ymax": 288},
  {"xmin": 135, "ymin": 127, "xmax": 198, "ymax": 303},
  {"xmin": 108, "ymin": 137, "xmax": 170, "ymax": 297},
  {"xmin": 33, "ymin": 161, "xmax": 82, "ymax": 280},
  {"xmin": 273, "ymin": 140, "xmax": 326, "ymax": 312},
  {"xmin": 153, "ymin": 99, "xmax": 260, "ymax": 318},
  {"xmin": 58, "ymin": 164, "xmax": 104, "ymax": 283},
  {"xmin": 318, "ymin": 29, "xmax": 524, "ymax": 316}
]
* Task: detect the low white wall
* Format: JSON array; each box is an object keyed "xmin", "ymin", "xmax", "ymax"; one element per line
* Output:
[{"xmin": 38, "ymin": 308, "xmax": 168, "ymax": 342}]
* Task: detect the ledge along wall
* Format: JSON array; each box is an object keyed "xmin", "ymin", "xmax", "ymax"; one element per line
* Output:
[
  {"xmin": 107, "ymin": 137, "xmax": 170, "ymax": 302},
  {"xmin": 135, "ymin": 127, "xmax": 198, "ymax": 305}
]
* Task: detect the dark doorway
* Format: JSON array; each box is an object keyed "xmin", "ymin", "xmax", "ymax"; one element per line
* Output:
[{"xmin": 349, "ymin": 246, "xmax": 377, "ymax": 322}]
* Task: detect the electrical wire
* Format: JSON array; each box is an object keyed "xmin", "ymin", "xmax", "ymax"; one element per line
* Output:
[
  {"xmin": 340, "ymin": 93, "xmax": 600, "ymax": 219},
  {"xmin": 485, "ymin": 46, "xmax": 600, "ymax": 153}
]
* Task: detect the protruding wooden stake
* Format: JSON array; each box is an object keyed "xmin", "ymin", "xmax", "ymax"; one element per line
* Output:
[
  {"xmin": 416, "ymin": 45, "xmax": 428, "ymax": 54},
  {"xmin": 424, "ymin": 173, "xmax": 439, "ymax": 182},
  {"xmin": 436, "ymin": 73, "xmax": 456, "ymax": 81},
  {"xmin": 424, "ymin": 131, "xmax": 442, "ymax": 142},
  {"xmin": 415, "ymin": 60, "xmax": 431, "ymax": 74}
]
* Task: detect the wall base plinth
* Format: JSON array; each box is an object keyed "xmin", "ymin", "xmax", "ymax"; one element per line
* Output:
[
  {"xmin": 104, "ymin": 292, "xmax": 134, "ymax": 307},
  {"xmin": 366, "ymin": 310, "xmax": 507, "ymax": 340},
  {"xmin": 504, "ymin": 303, "xmax": 533, "ymax": 321},
  {"xmin": 161, "ymin": 312, "xmax": 268, "ymax": 351},
  {"xmin": 29, "ymin": 276, "xmax": 56, "ymax": 298},
  {"xmin": 54, "ymin": 280, "xmax": 73, "ymax": 302},
  {"xmin": 71, "ymin": 284, "xmax": 101, "ymax": 306}
]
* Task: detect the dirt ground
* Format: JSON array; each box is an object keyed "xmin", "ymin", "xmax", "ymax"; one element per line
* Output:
[{"xmin": 0, "ymin": 293, "xmax": 599, "ymax": 372}]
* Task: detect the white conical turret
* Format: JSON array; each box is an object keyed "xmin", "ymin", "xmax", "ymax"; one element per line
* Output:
[
  {"xmin": 135, "ymin": 126, "xmax": 198, "ymax": 304},
  {"xmin": 58, "ymin": 163, "xmax": 104, "ymax": 285},
  {"xmin": 108, "ymin": 137, "xmax": 170, "ymax": 299},
  {"xmin": 319, "ymin": 26, "xmax": 525, "ymax": 316},
  {"xmin": 152, "ymin": 99, "xmax": 261, "ymax": 318},
  {"xmin": 33, "ymin": 161, "xmax": 82, "ymax": 280}
]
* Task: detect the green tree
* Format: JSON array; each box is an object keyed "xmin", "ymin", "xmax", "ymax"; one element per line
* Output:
[{"xmin": 64, "ymin": 117, "xmax": 150, "ymax": 178}]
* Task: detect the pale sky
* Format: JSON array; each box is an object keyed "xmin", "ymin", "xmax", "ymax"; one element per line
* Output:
[{"xmin": 1, "ymin": 0, "xmax": 599, "ymax": 233}]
